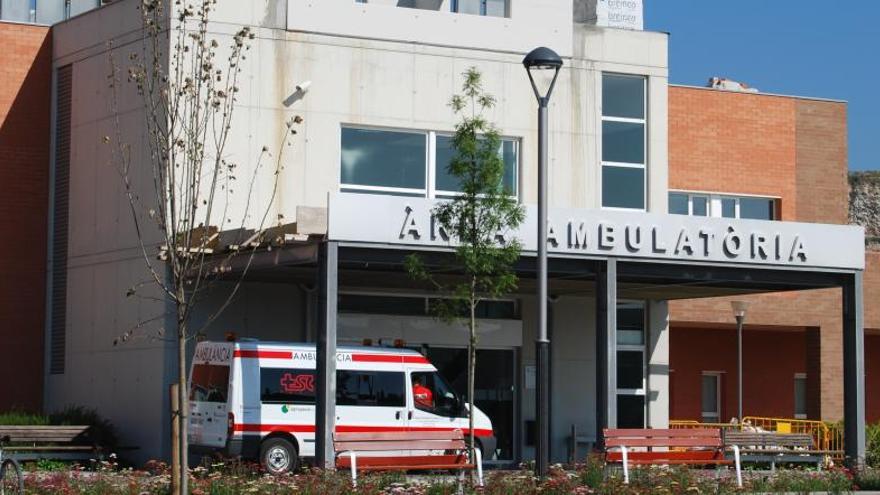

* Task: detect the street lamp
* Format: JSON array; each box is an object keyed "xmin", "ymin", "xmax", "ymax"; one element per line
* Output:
[
  {"xmin": 523, "ymin": 46, "xmax": 562, "ymax": 477},
  {"xmin": 731, "ymin": 300, "xmax": 749, "ymax": 422}
]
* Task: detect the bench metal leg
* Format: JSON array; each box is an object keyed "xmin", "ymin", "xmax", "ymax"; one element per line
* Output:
[
  {"xmin": 732, "ymin": 445, "xmax": 742, "ymax": 488},
  {"xmin": 475, "ymin": 446, "xmax": 484, "ymax": 487},
  {"xmin": 340, "ymin": 451, "xmax": 357, "ymax": 488},
  {"xmin": 620, "ymin": 446, "xmax": 629, "ymax": 484}
]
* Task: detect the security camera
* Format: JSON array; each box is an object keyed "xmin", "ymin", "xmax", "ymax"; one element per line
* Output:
[{"xmin": 296, "ymin": 80, "xmax": 311, "ymax": 93}]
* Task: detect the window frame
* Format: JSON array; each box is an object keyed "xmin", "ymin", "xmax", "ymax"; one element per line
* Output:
[
  {"xmin": 701, "ymin": 371, "xmax": 722, "ymax": 423},
  {"xmin": 340, "ymin": 125, "xmax": 520, "ymax": 199},
  {"xmin": 451, "ymin": 0, "xmax": 508, "ymax": 17},
  {"xmin": 668, "ymin": 190, "xmax": 779, "ymax": 220},
  {"xmin": 601, "ymin": 73, "xmax": 648, "ymax": 212},
  {"xmin": 615, "ymin": 300, "xmax": 647, "ymax": 428}
]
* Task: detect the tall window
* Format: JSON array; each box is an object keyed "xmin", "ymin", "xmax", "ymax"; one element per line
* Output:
[
  {"xmin": 340, "ymin": 126, "xmax": 519, "ymax": 198},
  {"xmin": 794, "ymin": 373, "xmax": 807, "ymax": 419},
  {"xmin": 602, "ymin": 74, "xmax": 646, "ymax": 210},
  {"xmin": 669, "ymin": 192, "xmax": 777, "ymax": 220},
  {"xmin": 701, "ymin": 372, "xmax": 721, "ymax": 423},
  {"xmin": 616, "ymin": 301, "xmax": 646, "ymax": 428}
]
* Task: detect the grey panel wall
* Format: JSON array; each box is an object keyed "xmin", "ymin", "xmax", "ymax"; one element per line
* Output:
[{"xmin": 1, "ymin": 0, "xmax": 30, "ymax": 21}]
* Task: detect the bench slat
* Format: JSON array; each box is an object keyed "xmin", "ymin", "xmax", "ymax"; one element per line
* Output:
[
  {"xmin": 604, "ymin": 428, "xmax": 721, "ymax": 438},
  {"xmin": 5, "ymin": 446, "xmax": 97, "ymax": 452},
  {"xmin": 334, "ymin": 431, "xmax": 464, "ymax": 442},
  {"xmin": 337, "ymin": 454, "xmax": 468, "ymax": 469},
  {"xmin": 336, "ymin": 440, "xmax": 465, "ymax": 452},
  {"xmin": 607, "ymin": 450, "xmax": 725, "ymax": 462},
  {"xmin": 605, "ymin": 438, "xmax": 722, "ymax": 448}
]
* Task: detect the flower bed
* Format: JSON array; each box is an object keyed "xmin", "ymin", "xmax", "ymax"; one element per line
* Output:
[{"xmin": 18, "ymin": 458, "xmax": 876, "ymax": 494}]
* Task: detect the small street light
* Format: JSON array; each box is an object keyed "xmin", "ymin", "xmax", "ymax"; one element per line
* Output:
[
  {"xmin": 731, "ymin": 300, "xmax": 749, "ymax": 422},
  {"xmin": 523, "ymin": 46, "xmax": 562, "ymax": 478}
]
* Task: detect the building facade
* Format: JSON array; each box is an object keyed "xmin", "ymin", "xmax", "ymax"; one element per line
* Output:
[
  {"xmin": 665, "ymin": 85, "xmax": 880, "ymax": 424},
  {"xmin": 0, "ymin": 20, "xmax": 51, "ymax": 412},
  {"xmin": 14, "ymin": 0, "xmax": 869, "ymax": 466}
]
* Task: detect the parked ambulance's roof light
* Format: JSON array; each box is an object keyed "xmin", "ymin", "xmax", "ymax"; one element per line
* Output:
[
  {"xmin": 730, "ymin": 300, "xmax": 749, "ymax": 319},
  {"xmin": 393, "ymin": 339, "xmax": 406, "ymax": 348},
  {"xmin": 362, "ymin": 339, "xmax": 373, "ymax": 347},
  {"xmin": 225, "ymin": 332, "xmax": 237, "ymax": 342}
]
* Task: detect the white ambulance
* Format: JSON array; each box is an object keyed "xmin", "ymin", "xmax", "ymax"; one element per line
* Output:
[{"xmin": 188, "ymin": 340, "xmax": 496, "ymax": 473}]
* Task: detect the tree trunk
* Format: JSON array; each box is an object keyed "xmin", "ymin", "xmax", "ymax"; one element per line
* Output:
[
  {"xmin": 468, "ymin": 283, "xmax": 477, "ymax": 475},
  {"xmin": 177, "ymin": 312, "xmax": 189, "ymax": 495}
]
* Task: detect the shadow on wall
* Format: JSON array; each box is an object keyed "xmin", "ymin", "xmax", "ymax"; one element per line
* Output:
[{"xmin": 0, "ymin": 25, "xmax": 52, "ymax": 412}]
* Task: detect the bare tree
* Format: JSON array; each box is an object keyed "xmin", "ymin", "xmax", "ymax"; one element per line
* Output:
[{"xmin": 106, "ymin": 1, "xmax": 300, "ymax": 492}]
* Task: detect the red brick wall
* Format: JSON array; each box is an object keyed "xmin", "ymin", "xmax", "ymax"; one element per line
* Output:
[
  {"xmin": 795, "ymin": 100, "xmax": 849, "ymax": 225},
  {"xmin": 668, "ymin": 87, "xmax": 798, "ymax": 220},
  {"xmin": 868, "ymin": 334, "xmax": 880, "ymax": 423},
  {"xmin": 670, "ymin": 327, "xmax": 809, "ymax": 421},
  {"xmin": 0, "ymin": 22, "xmax": 51, "ymax": 412},
  {"xmin": 668, "ymin": 86, "xmax": 862, "ymax": 422}
]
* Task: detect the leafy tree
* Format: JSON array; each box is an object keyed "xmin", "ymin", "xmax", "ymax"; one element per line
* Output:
[{"xmin": 406, "ymin": 67, "xmax": 525, "ymax": 459}]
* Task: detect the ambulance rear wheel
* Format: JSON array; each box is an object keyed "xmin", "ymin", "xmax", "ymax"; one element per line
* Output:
[{"xmin": 260, "ymin": 437, "xmax": 299, "ymax": 474}]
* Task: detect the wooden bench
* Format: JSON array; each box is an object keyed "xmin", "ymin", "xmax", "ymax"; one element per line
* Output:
[
  {"xmin": 0, "ymin": 426, "xmax": 101, "ymax": 462},
  {"xmin": 333, "ymin": 430, "xmax": 482, "ymax": 487},
  {"xmin": 723, "ymin": 431, "xmax": 826, "ymax": 470},
  {"xmin": 603, "ymin": 428, "xmax": 740, "ymax": 486}
]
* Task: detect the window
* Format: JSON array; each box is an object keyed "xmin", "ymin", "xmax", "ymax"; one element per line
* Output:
[
  {"xmin": 616, "ymin": 301, "xmax": 646, "ymax": 428},
  {"xmin": 337, "ymin": 370, "xmax": 406, "ymax": 407},
  {"xmin": 190, "ymin": 364, "xmax": 230, "ymax": 403},
  {"xmin": 701, "ymin": 373, "xmax": 721, "ymax": 423},
  {"xmin": 411, "ymin": 371, "xmax": 464, "ymax": 417},
  {"xmin": 794, "ymin": 373, "xmax": 807, "ymax": 419},
  {"xmin": 602, "ymin": 74, "xmax": 646, "ymax": 210},
  {"xmin": 261, "ymin": 368, "xmax": 317, "ymax": 404},
  {"xmin": 451, "ymin": 0, "xmax": 507, "ymax": 17},
  {"xmin": 341, "ymin": 126, "xmax": 519, "ymax": 198},
  {"xmin": 668, "ymin": 192, "xmax": 777, "ymax": 220}
]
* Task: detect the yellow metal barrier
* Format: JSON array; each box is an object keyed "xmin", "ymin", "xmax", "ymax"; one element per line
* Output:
[{"xmin": 670, "ymin": 417, "xmax": 844, "ymax": 459}]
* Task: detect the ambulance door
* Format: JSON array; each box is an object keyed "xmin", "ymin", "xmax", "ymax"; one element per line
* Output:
[
  {"xmin": 407, "ymin": 370, "xmax": 467, "ymax": 436},
  {"xmin": 335, "ymin": 369, "xmax": 407, "ymax": 441},
  {"xmin": 188, "ymin": 343, "xmax": 234, "ymax": 448}
]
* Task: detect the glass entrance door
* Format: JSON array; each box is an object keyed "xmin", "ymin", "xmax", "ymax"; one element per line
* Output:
[{"xmin": 424, "ymin": 347, "xmax": 516, "ymax": 462}]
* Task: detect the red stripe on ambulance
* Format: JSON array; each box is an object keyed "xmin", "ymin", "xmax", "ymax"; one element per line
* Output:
[
  {"xmin": 234, "ymin": 424, "xmax": 492, "ymax": 437},
  {"xmin": 233, "ymin": 350, "xmax": 293, "ymax": 359},
  {"xmin": 351, "ymin": 354, "xmax": 430, "ymax": 364}
]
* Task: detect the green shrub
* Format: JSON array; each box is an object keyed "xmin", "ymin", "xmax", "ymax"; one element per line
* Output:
[
  {"xmin": 49, "ymin": 405, "xmax": 118, "ymax": 448},
  {"xmin": 0, "ymin": 410, "xmax": 50, "ymax": 425},
  {"xmin": 867, "ymin": 421, "xmax": 880, "ymax": 468},
  {"xmin": 857, "ymin": 467, "xmax": 880, "ymax": 490}
]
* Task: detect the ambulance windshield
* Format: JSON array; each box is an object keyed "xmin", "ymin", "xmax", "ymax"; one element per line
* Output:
[{"xmin": 190, "ymin": 364, "xmax": 230, "ymax": 403}]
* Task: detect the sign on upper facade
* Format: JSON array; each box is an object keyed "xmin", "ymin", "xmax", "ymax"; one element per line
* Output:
[
  {"xmin": 596, "ymin": 0, "xmax": 644, "ymax": 30},
  {"xmin": 328, "ymin": 193, "xmax": 865, "ymax": 271}
]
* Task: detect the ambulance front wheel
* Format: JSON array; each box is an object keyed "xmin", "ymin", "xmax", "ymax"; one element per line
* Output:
[{"xmin": 260, "ymin": 437, "xmax": 299, "ymax": 474}]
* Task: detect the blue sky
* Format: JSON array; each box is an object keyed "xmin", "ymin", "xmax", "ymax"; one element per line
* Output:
[{"xmin": 644, "ymin": 1, "xmax": 879, "ymax": 171}]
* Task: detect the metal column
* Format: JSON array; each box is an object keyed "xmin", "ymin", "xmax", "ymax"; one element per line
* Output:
[
  {"xmin": 315, "ymin": 241, "xmax": 338, "ymax": 469},
  {"xmin": 843, "ymin": 271, "xmax": 866, "ymax": 467},
  {"xmin": 595, "ymin": 259, "xmax": 617, "ymax": 440},
  {"xmin": 535, "ymin": 99, "xmax": 550, "ymax": 477}
]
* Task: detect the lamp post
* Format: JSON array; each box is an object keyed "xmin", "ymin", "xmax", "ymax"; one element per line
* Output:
[
  {"xmin": 731, "ymin": 301, "xmax": 749, "ymax": 422},
  {"xmin": 523, "ymin": 46, "xmax": 562, "ymax": 477}
]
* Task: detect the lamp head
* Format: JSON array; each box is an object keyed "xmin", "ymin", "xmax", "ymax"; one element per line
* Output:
[
  {"xmin": 523, "ymin": 47, "xmax": 563, "ymax": 71},
  {"xmin": 731, "ymin": 300, "xmax": 749, "ymax": 319},
  {"xmin": 523, "ymin": 47, "xmax": 563, "ymax": 102}
]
